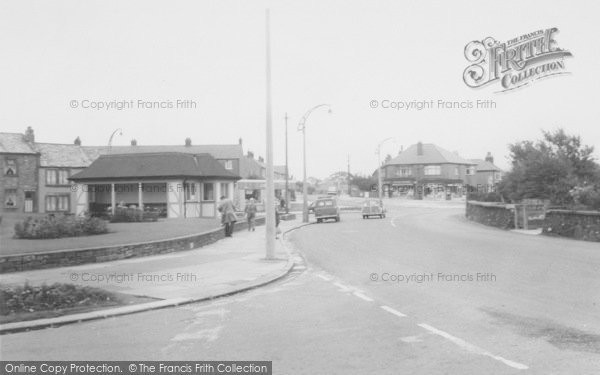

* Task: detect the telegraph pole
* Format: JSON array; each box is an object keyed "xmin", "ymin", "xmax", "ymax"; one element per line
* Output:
[
  {"xmin": 285, "ymin": 113, "xmax": 289, "ymax": 213},
  {"xmin": 347, "ymin": 154, "xmax": 351, "ymax": 196},
  {"xmin": 265, "ymin": 9, "xmax": 275, "ymax": 259}
]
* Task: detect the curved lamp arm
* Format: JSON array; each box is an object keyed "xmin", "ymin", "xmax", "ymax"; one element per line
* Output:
[{"xmin": 298, "ymin": 104, "xmax": 332, "ymax": 131}]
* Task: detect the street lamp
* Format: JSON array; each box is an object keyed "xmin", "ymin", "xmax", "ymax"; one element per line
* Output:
[
  {"xmin": 108, "ymin": 128, "xmax": 123, "ymax": 154},
  {"xmin": 376, "ymin": 137, "xmax": 397, "ymax": 201},
  {"xmin": 298, "ymin": 104, "xmax": 332, "ymax": 223}
]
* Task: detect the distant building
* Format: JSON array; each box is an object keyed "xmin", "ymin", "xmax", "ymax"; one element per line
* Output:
[
  {"xmin": 0, "ymin": 128, "xmax": 39, "ymax": 213},
  {"xmin": 467, "ymin": 152, "xmax": 503, "ymax": 192},
  {"xmin": 378, "ymin": 142, "xmax": 502, "ymax": 198}
]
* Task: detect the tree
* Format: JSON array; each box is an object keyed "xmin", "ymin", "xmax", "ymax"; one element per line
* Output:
[
  {"xmin": 351, "ymin": 174, "xmax": 377, "ymax": 192},
  {"xmin": 498, "ymin": 129, "xmax": 600, "ymax": 206}
]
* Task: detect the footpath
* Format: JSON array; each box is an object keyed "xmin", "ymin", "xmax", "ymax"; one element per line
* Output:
[{"xmin": 0, "ymin": 218, "xmax": 306, "ymax": 334}]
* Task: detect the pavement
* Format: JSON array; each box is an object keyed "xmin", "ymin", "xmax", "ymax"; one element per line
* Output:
[{"xmin": 0, "ymin": 217, "xmax": 305, "ymax": 334}]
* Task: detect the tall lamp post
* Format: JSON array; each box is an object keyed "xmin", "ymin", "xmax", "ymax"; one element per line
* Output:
[
  {"xmin": 376, "ymin": 137, "xmax": 396, "ymax": 201},
  {"xmin": 298, "ymin": 104, "xmax": 332, "ymax": 223},
  {"xmin": 108, "ymin": 128, "xmax": 123, "ymax": 154}
]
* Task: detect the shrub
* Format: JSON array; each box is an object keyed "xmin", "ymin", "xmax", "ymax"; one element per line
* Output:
[
  {"xmin": 570, "ymin": 185, "xmax": 600, "ymax": 211},
  {"xmin": 13, "ymin": 214, "xmax": 108, "ymax": 239}
]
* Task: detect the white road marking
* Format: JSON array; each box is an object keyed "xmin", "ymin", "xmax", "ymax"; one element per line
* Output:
[
  {"xmin": 390, "ymin": 217, "xmax": 397, "ymax": 227},
  {"xmin": 417, "ymin": 323, "xmax": 529, "ymax": 370},
  {"xmin": 317, "ymin": 274, "xmax": 333, "ymax": 281},
  {"xmin": 333, "ymin": 282, "xmax": 352, "ymax": 292},
  {"xmin": 353, "ymin": 292, "xmax": 374, "ymax": 302},
  {"xmin": 380, "ymin": 305, "xmax": 407, "ymax": 317}
]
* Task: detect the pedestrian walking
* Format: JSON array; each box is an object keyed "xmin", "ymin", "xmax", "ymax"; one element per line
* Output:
[
  {"xmin": 218, "ymin": 195, "xmax": 237, "ymax": 237},
  {"xmin": 275, "ymin": 205, "xmax": 281, "ymax": 239},
  {"xmin": 244, "ymin": 198, "xmax": 257, "ymax": 231}
]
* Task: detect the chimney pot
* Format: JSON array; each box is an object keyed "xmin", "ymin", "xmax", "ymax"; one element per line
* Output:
[
  {"xmin": 74, "ymin": 136, "xmax": 81, "ymax": 146},
  {"xmin": 131, "ymin": 139, "xmax": 137, "ymax": 146},
  {"xmin": 185, "ymin": 137, "xmax": 192, "ymax": 147}
]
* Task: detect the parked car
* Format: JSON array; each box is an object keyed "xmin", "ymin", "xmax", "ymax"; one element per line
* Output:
[
  {"xmin": 362, "ymin": 199, "xmax": 386, "ymax": 219},
  {"xmin": 314, "ymin": 197, "xmax": 340, "ymax": 223}
]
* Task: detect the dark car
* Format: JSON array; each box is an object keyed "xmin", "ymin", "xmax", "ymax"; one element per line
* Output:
[
  {"xmin": 362, "ymin": 199, "xmax": 386, "ymax": 219},
  {"xmin": 314, "ymin": 197, "xmax": 340, "ymax": 223}
]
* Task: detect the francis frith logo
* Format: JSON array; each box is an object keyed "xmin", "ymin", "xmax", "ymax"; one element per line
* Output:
[{"xmin": 463, "ymin": 28, "xmax": 573, "ymax": 92}]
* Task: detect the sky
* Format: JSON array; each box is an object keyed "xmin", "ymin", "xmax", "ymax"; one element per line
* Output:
[{"xmin": 1, "ymin": 0, "xmax": 599, "ymax": 179}]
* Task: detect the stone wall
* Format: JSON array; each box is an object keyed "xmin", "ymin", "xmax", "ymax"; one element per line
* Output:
[
  {"xmin": 542, "ymin": 210, "xmax": 600, "ymax": 242},
  {"xmin": 0, "ymin": 216, "xmax": 266, "ymax": 273},
  {"xmin": 466, "ymin": 201, "xmax": 514, "ymax": 229}
]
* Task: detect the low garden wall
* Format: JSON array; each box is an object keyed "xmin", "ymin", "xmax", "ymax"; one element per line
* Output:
[
  {"xmin": 466, "ymin": 201, "xmax": 514, "ymax": 229},
  {"xmin": 0, "ymin": 217, "xmax": 266, "ymax": 273},
  {"xmin": 542, "ymin": 210, "xmax": 600, "ymax": 242}
]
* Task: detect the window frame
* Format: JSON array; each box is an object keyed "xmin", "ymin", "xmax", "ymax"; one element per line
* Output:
[
  {"xmin": 424, "ymin": 165, "xmax": 441, "ymax": 176},
  {"xmin": 45, "ymin": 169, "xmax": 70, "ymax": 186},
  {"xmin": 45, "ymin": 194, "xmax": 70, "ymax": 212},
  {"xmin": 4, "ymin": 159, "xmax": 18, "ymax": 176},
  {"xmin": 4, "ymin": 189, "xmax": 18, "ymax": 208},
  {"xmin": 202, "ymin": 183, "xmax": 214, "ymax": 201}
]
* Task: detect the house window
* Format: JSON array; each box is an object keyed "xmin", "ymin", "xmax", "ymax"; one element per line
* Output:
[
  {"xmin": 45, "ymin": 195, "xmax": 69, "ymax": 212},
  {"xmin": 466, "ymin": 167, "xmax": 476, "ymax": 175},
  {"xmin": 4, "ymin": 189, "xmax": 17, "ymax": 208},
  {"xmin": 424, "ymin": 166, "xmax": 441, "ymax": 175},
  {"xmin": 185, "ymin": 182, "xmax": 197, "ymax": 201},
  {"xmin": 46, "ymin": 169, "xmax": 69, "ymax": 185},
  {"xmin": 221, "ymin": 183, "xmax": 229, "ymax": 199},
  {"xmin": 4, "ymin": 159, "xmax": 17, "ymax": 176},
  {"xmin": 202, "ymin": 183, "xmax": 214, "ymax": 201},
  {"xmin": 395, "ymin": 168, "xmax": 412, "ymax": 177},
  {"xmin": 224, "ymin": 160, "xmax": 233, "ymax": 170},
  {"xmin": 454, "ymin": 167, "xmax": 459, "ymax": 176}
]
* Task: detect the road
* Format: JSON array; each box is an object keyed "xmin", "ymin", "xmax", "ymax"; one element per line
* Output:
[{"xmin": 2, "ymin": 202, "xmax": 599, "ymax": 374}]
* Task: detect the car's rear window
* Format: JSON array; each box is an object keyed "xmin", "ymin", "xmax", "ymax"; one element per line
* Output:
[{"xmin": 317, "ymin": 200, "xmax": 334, "ymax": 207}]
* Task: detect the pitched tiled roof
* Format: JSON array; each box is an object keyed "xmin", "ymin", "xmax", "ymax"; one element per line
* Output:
[
  {"xmin": 470, "ymin": 159, "xmax": 503, "ymax": 172},
  {"xmin": 387, "ymin": 143, "xmax": 476, "ymax": 166},
  {"xmin": 0, "ymin": 133, "xmax": 37, "ymax": 154},
  {"xmin": 83, "ymin": 144, "xmax": 244, "ymax": 160},
  {"xmin": 69, "ymin": 152, "xmax": 241, "ymax": 181},
  {"xmin": 35, "ymin": 143, "xmax": 96, "ymax": 167}
]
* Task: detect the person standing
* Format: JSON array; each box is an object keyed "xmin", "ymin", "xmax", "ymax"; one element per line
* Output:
[
  {"xmin": 218, "ymin": 195, "xmax": 237, "ymax": 237},
  {"xmin": 244, "ymin": 198, "xmax": 257, "ymax": 231}
]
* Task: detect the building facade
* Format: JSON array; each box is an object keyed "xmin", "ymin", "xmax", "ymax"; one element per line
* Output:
[{"xmin": 379, "ymin": 143, "xmax": 502, "ymax": 198}]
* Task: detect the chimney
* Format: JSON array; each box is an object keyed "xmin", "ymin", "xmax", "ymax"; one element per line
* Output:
[
  {"xmin": 239, "ymin": 138, "xmax": 243, "ymax": 145},
  {"xmin": 258, "ymin": 156, "xmax": 264, "ymax": 163},
  {"xmin": 131, "ymin": 139, "xmax": 137, "ymax": 146},
  {"xmin": 185, "ymin": 137, "xmax": 192, "ymax": 147},
  {"xmin": 247, "ymin": 151, "xmax": 254, "ymax": 159},
  {"xmin": 417, "ymin": 142, "xmax": 423, "ymax": 156},
  {"xmin": 23, "ymin": 126, "xmax": 35, "ymax": 143},
  {"xmin": 485, "ymin": 152, "xmax": 494, "ymax": 164},
  {"xmin": 74, "ymin": 136, "xmax": 81, "ymax": 146}
]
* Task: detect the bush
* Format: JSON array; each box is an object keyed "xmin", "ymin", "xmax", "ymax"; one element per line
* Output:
[
  {"xmin": 14, "ymin": 214, "xmax": 108, "ymax": 239},
  {"xmin": 570, "ymin": 185, "xmax": 600, "ymax": 211},
  {"xmin": 0, "ymin": 282, "xmax": 117, "ymax": 316}
]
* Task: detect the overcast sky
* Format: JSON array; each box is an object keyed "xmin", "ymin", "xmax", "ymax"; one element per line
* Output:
[{"xmin": 1, "ymin": 0, "xmax": 599, "ymax": 179}]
